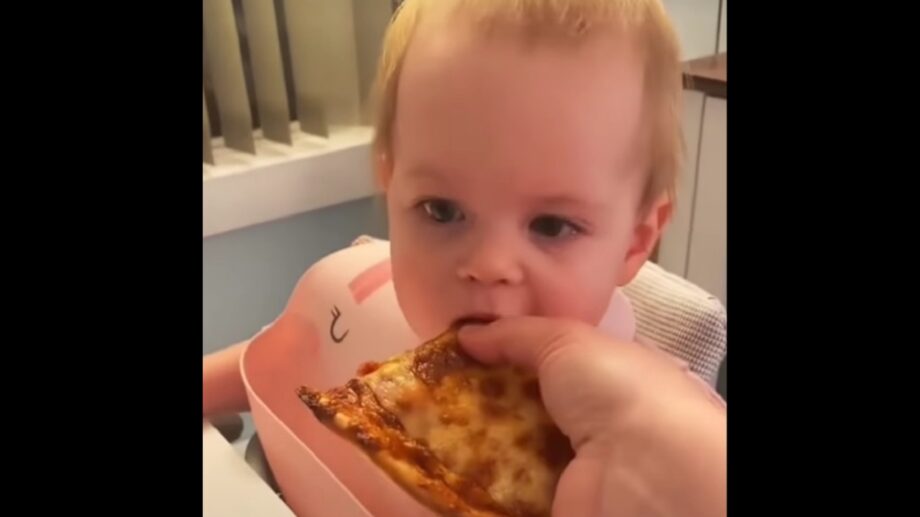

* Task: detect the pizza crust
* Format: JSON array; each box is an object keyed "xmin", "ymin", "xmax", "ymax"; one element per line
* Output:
[{"xmin": 298, "ymin": 381, "xmax": 506, "ymax": 516}]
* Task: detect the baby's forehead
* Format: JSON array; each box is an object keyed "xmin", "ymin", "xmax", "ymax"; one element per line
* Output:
[
  {"xmin": 387, "ymin": 4, "xmax": 654, "ymax": 200},
  {"xmin": 375, "ymin": 1, "xmax": 681, "ymax": 210},
  {"xmin": 394, "ymin": 57, "xmax": 647, "ymax": 191}
]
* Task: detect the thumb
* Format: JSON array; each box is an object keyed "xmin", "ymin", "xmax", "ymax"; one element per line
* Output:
[
  {"xmin": 457, "ymin": 316, "xmax": 585, "ymax": 371},
  {"xmin": 459, "ymin": 317, "xmax": 625, "ymax": 450}
]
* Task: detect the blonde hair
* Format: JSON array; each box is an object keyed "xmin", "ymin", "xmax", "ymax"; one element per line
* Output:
[{"xmin": 371, "ymin": 0, "xmax": 684, "ymax": 207}]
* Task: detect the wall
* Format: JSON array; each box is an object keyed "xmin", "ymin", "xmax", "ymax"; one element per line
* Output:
[
  {"xmin": 203, "ymin": 196, "xmax": 388, "ymax": 354},
  {"xmin": 663, "ymin": 0, "xmax": 725, "ymax": 59}
]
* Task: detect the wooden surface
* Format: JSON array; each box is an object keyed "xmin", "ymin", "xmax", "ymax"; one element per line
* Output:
[{"xmin": 683, "ymin": 52, "xmax": 726, "ymax": 99}]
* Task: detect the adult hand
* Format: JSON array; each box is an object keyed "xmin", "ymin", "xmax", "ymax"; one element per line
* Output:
[{"xmin": 459, "ymin": 317, "xmax": 726, "ymax": 517}]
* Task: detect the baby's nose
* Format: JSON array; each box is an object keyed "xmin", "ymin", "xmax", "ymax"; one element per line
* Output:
[{"xmin": 456, "ymin": 243, "xmax": 525, "ymax": 286}]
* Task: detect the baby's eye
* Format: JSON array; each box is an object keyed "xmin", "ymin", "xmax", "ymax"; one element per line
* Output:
[
  {"xmin": 421, "ymin": 199, "xmax": 465, "ymax": 224},
  {"xmin": 530, "ymin": 215, "xmax": 582, "ymax": 239}
]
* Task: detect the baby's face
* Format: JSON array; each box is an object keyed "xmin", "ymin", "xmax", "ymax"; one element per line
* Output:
[{"xmin": 383, "ymin": 20, "xmax": 664, "ymax": 340}]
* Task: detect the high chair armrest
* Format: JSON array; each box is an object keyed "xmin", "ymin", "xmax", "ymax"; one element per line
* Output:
[
  {"xmin": 208, "ymin": 413, "xmax": 244, "ymax": 443},
  {"xmin": 245, "ymin": 433, "xmax": 282, "ymax": 496}
]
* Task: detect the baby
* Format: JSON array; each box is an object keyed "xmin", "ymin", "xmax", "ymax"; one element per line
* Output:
[
  {"xmin": 378, "ymin": 0, "xmax": 681, "ymax": 343},
  {"xmin": 204, "ymin": 2, "xmax": 723, "ymax": 513}
]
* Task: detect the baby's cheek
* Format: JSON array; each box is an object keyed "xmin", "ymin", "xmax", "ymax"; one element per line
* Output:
[
  {"xmin": 391, "ymin": 261, "xmax": 447, "ymax": 331},
  {"xmin": 539, "ymin": 278, "xmax": 613, "ymax": 324},
  {"xmin": 396, "ymin": 280, "xmax": 443, "ymax": 338},
  {"xmin": 532, "ymin": 250, "xmax": 618, "ymax": 318}
]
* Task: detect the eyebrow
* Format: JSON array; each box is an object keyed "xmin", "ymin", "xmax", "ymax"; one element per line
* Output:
[{"xmin": 533, "ymin": 194, "xmax": 607, "ymax": 212}]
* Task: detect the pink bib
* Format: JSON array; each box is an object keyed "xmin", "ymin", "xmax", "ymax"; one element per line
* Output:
[{"xmin": 241, "ymin": 238, "xmax": 636, "ymax": 516}]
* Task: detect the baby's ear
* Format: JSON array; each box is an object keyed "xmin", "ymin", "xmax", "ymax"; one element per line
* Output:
[
  {"xmin": 374, "ymin": 151, "xmax": 394, "ymax": 191},
  {"xmin": 617, "ymin": 192, "xmax": 673, "ymax": 285}
]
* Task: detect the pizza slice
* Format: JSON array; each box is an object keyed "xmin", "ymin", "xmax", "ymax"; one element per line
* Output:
[{"xmin": 297, "ymin": 325, "xmax": 574, "ymax": 517}]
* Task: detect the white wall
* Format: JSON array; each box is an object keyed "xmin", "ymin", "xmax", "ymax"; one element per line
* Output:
[
  {"xmin": 657, "ymin": 93, "xmax": 727, "ymax": 305},
  {"xmin": 662, "ymin": 0, "xmax": 723, "ymax": 59},
  {"xmin": 657, "ymin": 90, "xmax": 704, "ymax": 277},
  {"xmin": 685, "ymin": 97, "xmax": 726, "ymax": 305}
]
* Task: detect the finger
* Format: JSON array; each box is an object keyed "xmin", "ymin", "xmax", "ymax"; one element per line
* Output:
[{"xmin": 457, "ymin": 316, "xmax": 579, "ymax": 371}]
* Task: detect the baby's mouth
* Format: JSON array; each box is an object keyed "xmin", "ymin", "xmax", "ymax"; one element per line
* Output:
[{"xmin": 451, "ymin": 313, "xmax": 498, "ymax": 329}]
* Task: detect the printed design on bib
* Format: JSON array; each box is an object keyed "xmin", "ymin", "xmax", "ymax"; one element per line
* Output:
[
  {"xmin": 325, "ymin": 257, "xmax": 394, "ymax": 346},
  {"xmin": 329, "ymin": 305, "xmax": 349, "ymax": 343},
  {"xmin": 348, "ymin": 258, "xmax": 392, "ymax": 305}
]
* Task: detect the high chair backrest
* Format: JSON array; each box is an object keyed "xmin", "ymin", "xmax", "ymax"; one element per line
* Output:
[{"xmin": 622, "ymin": 260, "xmax": 727, "ymax": 386}]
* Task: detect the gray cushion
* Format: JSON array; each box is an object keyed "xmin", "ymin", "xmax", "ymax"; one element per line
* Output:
[{"xmin": 623, "ymin": 261, "xmax": 727, "ymax": 386}]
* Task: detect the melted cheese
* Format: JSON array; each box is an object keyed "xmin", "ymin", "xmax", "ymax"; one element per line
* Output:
[{"xmin": 363, "ymin": 353, "xmax": 569, "ymax": 515}]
